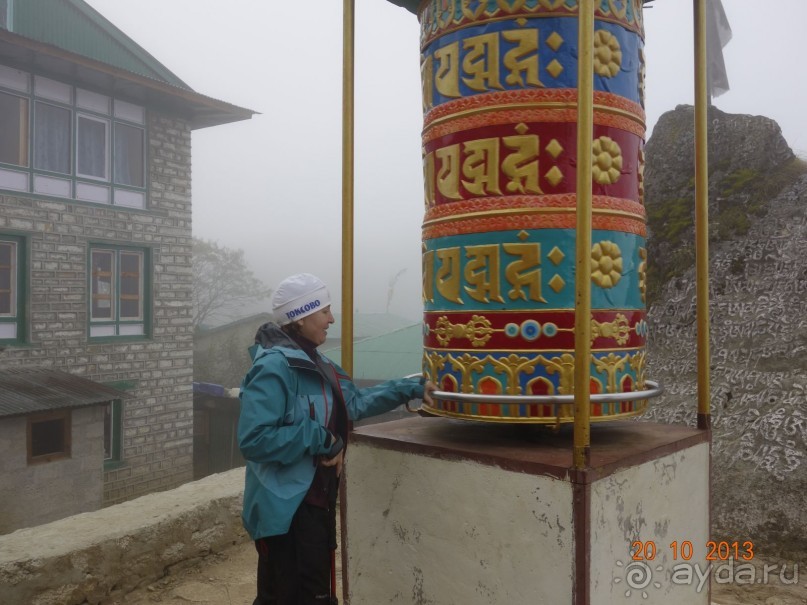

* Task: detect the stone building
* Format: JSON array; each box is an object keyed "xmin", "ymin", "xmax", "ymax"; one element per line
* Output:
[{"xmin": 0, "ymin": 0, "xmax": 253, "ymax": 532}]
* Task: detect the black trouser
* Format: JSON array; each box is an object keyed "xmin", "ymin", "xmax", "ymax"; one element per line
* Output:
[{"xmin": 253, "ymin": 502, "xmax": 338, "ymax": 605}]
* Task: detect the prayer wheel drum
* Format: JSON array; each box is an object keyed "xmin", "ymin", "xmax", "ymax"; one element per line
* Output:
[{"xmin": 419, "ymin": 0, "xmax": 650, "ymax": 422}]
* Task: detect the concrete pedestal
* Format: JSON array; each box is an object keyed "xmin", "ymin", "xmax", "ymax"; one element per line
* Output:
[{"xmin": 343, "ymin": 417, "xmax": 710, "ymax": 605}]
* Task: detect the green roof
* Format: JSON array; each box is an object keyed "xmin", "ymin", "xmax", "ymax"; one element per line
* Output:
[
  {"xmin": 323, "ymin": 323, "xmax": 423, "ymax": 381},
  {"xmin": 7, "ymin": 0, "xmax": 188, "ymax": 88},
  {"xmin": 0, "ymin": 0, "xmax": 255, "ymax": 128},
  {"xmin": 328, "ymin": 313, "xmax": 415, "ymax": 341}
]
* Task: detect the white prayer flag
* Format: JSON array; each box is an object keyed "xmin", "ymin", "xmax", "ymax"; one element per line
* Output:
[{"xmin": 707, "ymin": 0, "xmax": 732, "ymax": 98}]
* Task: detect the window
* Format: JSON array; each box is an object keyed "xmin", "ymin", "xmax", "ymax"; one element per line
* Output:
[
  {"xmin": 77, "ymin": 114, "xmax": 108, "ymax": 180},
  {"xmin": 28, "ymin": 411, "xmax": 71, "ymax": 464},
  {"xmin": 0, "ymin": 91, "xmax": 28, "ymax": 166},
  {"xmin": 0, "ymin": 62, "xmax": 147, "ymax": 207},
  {"xmin": 104, "ymin": 399, "xmax": 122, "ymax": 463},
  {"xmin": 90, "ymin": 246, "xmax": 148, "ymax": 338},
  {"xmin": 0, "ymin": 234, "xmax": 24, "ymax": 343},
  {"xmin": 34, "ymin": 102, "xmax": 71, "ymax": 174},
  {"xmin": 114, "ymin": 122, "xmax": 145, "ymax": 187}
]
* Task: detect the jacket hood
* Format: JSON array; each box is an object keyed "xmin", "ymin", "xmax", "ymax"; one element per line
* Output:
[
  {"xmin": 248, "ymin": 322, "xmax": 304, "ymax": 361},
  {"xmin": 254, "ymin": 321, "xmax": 297, "ymax": 349}
]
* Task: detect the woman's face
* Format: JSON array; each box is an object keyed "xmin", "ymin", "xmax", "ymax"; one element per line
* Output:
[{"xmin": 297, "ymin": 306, "xmax": 335, "ymax": 346}]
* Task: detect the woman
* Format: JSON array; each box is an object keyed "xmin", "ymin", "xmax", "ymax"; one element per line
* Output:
[{"xmin": 238, "ymin": 273, "xmax": 435, "ymax": 605}]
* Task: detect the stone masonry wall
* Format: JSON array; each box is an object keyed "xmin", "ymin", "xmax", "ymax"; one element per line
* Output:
[
  {"xmin": 0, "ymin": 468, "xmax": 247, "ymax": 605},
  {"xmin": 0, "ymin": 406, "xmax": 104, "ymax": 533},
  {"xmin": 0, "ymin": 111, "xmax": 196, "ymax": 517},
  {"xmin": 102, "ymin": 113, "xmax": 196, "ymax": 505}
]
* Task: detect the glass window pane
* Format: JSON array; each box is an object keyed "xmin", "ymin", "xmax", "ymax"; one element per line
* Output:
[
  {"xmin": 119, "ymin": 251, "xmax": 142, "ymax": 319},
  {"xmin": 0, "ymin": 241, "xmax": 15, "ymax": 316},
  {"xmin": 91, "ymin": 250, "xmax": 114, "ymax": 319},
  {"xmin": 34, "ymin": 102, "xmax": 70, "ymax": 174},
  {"xmin": 90, "ymin": 324, "xmax": 116, "ymax": 337},
  {"xmin": 118, "ymin": 323, "xmax": 144, "ymax": 336},
  {"xmin": 114, "ymin": 123, "xmax": 144, "ymax": 187},
  {"xmin": 77, "ymin": 115, "xmax": 108, "ymax": 179},
  {"xmin": 0, "ymin": 92, "xmax": 28, "ymax": 166}
]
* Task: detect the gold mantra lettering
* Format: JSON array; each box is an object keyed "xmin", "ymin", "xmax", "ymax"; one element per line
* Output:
[
  {"xmin": 422, "ymin": 29, "xmax": 544, "ymax": 108},
  {"xmin": 424, "ymin": 124, "xmax": 543, "ymax": 203},
  {"xmin": 423, "ymin": 242, "xmax": 547, "ymax": 304}
]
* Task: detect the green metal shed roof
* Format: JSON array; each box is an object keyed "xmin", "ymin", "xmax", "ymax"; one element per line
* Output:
[
  {"xmin": 323, "ymin": 323, "xmax": 422, "ymax": 381},
  {"xmin": 328, "ymin": 313, "xmax": 415, "ymax": 341}
]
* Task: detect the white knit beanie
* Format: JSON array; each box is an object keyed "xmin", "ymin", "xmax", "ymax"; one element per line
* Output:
[{"xmin": 272, "ymin": 273, "xmax": 331, "ymax": 326}]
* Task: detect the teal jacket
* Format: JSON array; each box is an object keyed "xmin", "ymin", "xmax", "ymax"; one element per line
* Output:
[{"xmin": 237, "ymin": 324, "xmax": 425, "ymax": 540}]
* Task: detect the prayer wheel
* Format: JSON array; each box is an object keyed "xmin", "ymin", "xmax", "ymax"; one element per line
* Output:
[{"xmin": 419, "ymin": 0, "xmax": 651, "ymax": 422}]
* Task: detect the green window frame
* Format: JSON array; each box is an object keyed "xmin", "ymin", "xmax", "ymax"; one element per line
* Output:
[
  {"xmin": 103, "ymin": 399, "xmax": 122, "ymax": 466},
  {"xmin": 89, "ymin": 245, "xmax": 150, "ymax": 339},
  {"xmin": 0, "ymin": 233, "xmax": 25, "ymax": 344},
  {"xmin": 0, "ymin": 62, "xmax": 147, "ymax": 208}
]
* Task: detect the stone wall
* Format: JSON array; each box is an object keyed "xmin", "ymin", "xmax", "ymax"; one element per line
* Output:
[
  {"xmin": 0, "ymin": 110, "xmax": 196, "ymax": 521},
  {"xmin": 0, "ymin": 468, "xmax": 247, "ymax": 605},
  {"xmin": 0, "ymin": 406, "xmax": 104, "ymax": 534},
  {"xmin": 642, "ymin": 106, "xmax": 807, "ymax": 559},
  {"xmin": 102, "ymin": 113, "xmax": 196, "ymax": 505}
]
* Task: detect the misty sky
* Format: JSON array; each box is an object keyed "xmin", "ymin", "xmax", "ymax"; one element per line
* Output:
[{"xmin": 86, "ymin": 0, "xmax": 807, "ymax": 323}]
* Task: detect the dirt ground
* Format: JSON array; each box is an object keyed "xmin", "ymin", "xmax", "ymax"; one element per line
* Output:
[
  {"xmin": 114, "ymin": 536, "xmax": 806, "ymax": 605},
  {"xmin": 114, "ymin": 536, "xmax": 344, "ymax": 605}
]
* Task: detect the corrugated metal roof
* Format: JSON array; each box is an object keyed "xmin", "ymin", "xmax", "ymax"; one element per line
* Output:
[
  {"xmin": 198, "ymin": 312, "xmax": 415, "ymax": 342},
  {"xmin": 0, "ymin": 0, "xmax": 256, "ymax": 130},
  {"xmin": 329, "ymin": 313, "xmax": 415, "ymax": 341},
  {"xmin": 0, "ymin": 28, "xmax": 255, "ymax": 129},
  {"xmin": 0, "ymin": 367, "xmax": 131, "ymax": 419},
  {"xmin": 323, "ymin": 323, "xmax": 422, "ymax": 381},
  {"xmin": 9, "ymin": 0, "xmax": 188, "ymax": 89}
]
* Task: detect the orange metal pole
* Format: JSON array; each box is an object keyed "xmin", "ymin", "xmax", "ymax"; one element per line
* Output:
[
  {"xmin": 341, "ymin": 0, "xmax": 355, "ymax": 377},
  {"xmin": 693, "ymin": 0, "xmax": 711, "ymax": 430},
  {"xmin": 573, "ymin": 0, "xmax": 595, "ymax": 469}
]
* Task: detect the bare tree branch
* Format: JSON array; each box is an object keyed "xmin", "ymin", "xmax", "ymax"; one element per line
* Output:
[{"xmin": 192, "ymin": 238, "xmax": 271, "ymax": 330}]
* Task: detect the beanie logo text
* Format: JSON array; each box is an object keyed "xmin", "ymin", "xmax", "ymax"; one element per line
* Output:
[{"xmin": 285, "ymin": 299, "xmax": 321, "ymax": 320}]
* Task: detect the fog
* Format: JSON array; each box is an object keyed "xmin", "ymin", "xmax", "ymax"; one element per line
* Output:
[{"xmin": 86, "ymin": 1, "xmax": 807, "ymax": 323}]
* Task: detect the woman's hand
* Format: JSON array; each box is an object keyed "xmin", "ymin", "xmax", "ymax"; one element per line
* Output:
[
  {"xmin": 320, "ymin": 449, "xmax": 344, "ymax": 477},
  {"xmin": 422, "ymin": 380, "xmax": 437, "ymax": 406}
]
